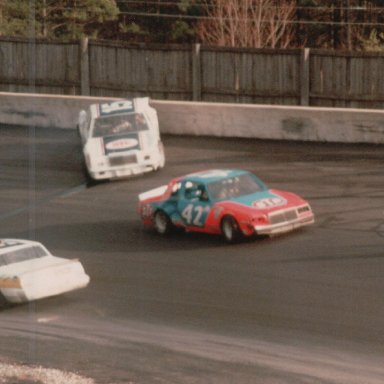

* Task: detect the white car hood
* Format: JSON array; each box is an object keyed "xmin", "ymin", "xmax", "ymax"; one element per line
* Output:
[{"xmin": 86, "ymin": 133, "xmax": 146, "ymax": 157}]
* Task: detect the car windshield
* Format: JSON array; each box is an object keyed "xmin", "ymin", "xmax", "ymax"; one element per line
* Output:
[
  {"xmin": 207, "ymin": 173, "xmax": 265, "ymax": 201},
  {"xmin": 0, "ymin": 245, "xmax": 48, "ymax": 266},
  {"xmin": 93, "ymin": 113, "xmax": 149, "ymax": 137}
]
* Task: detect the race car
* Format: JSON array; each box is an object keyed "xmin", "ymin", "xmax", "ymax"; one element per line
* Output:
[
  {"xmin": 0, "ymin": 239, "xmax": 90, "ymax": 304},
  {"xmin": 78, "ymin": 97, "xmax": 165, "ymax": 180},
  {"xmin": 138, "ymin": 169, "xmax": 314, "ymax": 242}
]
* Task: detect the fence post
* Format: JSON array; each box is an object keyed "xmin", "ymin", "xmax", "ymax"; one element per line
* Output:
[
  {"xmin": 300, "ymin": 48, "xmax": 310, "ymax": 106},
  {"xmin": 192, "ymin": 43, "xmax": 201, "ymax": 101},
  {"xmin": 80, "ymin": 37, "xmax": 90, "ymax": 96}
]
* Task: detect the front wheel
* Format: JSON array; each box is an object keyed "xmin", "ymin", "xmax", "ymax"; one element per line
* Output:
[
  {"xmin": 221, "ymin": 216, "xmax": 242, "ymax": 243},
  {"xmin": 154, "ymin": 210, "xmax": 173, "ymax": 235}
]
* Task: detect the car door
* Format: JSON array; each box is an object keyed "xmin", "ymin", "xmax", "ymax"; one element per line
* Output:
[{"xmin": 177, "ymin": 181, "xmax": 211, "ymax": 229}]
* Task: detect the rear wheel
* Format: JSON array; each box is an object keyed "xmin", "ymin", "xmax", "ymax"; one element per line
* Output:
[
  {"xmin": 221, "ymin": 216, "xmax": 242, "ymax": 243},
  {"xmin": 154, "ymin": 210, "xmax": 173, "ymax": 235}
]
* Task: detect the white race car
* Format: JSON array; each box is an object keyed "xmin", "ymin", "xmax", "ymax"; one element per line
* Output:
[
  {"xmin": 78, "ymin": 97, "xmax": 165, "ymax": 180},
  {"xmin": 0, "ymin": 239, "xmax": 90, "ymax": 304}
]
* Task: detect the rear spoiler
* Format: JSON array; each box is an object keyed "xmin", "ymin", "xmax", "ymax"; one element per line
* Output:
[{"xmin": 138, "ymin": 185, "xmax": 167, "ymax": 201}]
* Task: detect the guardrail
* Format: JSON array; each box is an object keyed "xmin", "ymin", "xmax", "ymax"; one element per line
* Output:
[{"xmin": 0, "ymin": 92, "xmax": 383, "ymax": 144}]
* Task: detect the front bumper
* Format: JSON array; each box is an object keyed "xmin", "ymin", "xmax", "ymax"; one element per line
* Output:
[
  {"xmin": 254, "ymin": 215, "xmax": 314, "ymax": 235},
  {"xmin": 88, "ymin": 150, "xmax": 164, "ymax": 180},
  {"xmin": 89, "ymin": 162, "xmax": 157, "ymax": 180}
]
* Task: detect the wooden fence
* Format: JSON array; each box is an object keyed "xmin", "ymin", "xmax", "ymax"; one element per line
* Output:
[{"xmin": 1, "ymin": 37, "xmax": 384, "ymax": 109}]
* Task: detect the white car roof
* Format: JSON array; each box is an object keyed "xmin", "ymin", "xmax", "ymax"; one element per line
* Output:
[
  {"xmin": 0, "ymin": 239, "xmax": 45, "ymax": 255},
  {"xmin": 89, "ymin": 97, "xmax": 151, "ymax": 119}
]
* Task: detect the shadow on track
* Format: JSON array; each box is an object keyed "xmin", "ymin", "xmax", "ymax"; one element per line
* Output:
[{"xmin": 5, "ymin": 220, "xmax": 274, "ymax": 254}]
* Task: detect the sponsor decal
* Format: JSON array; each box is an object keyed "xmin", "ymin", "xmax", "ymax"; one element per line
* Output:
[
  {"xmin": 99, "ymin": 100, "xmax": 134, "ymax": 116},
  {"xmin": 105, "ymin": 138, "xmax": 139, "ymax": 151},
  {"xmin": 252, "ymin": 196, "xmax": 286, "ymax": 209},
  {"xmin": 103, "ymin": 134, "xmax": 140, "ymax": 154}
]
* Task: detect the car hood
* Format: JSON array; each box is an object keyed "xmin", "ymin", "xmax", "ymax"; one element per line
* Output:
[
  {"xmin": 217, "ymin": 189, "xmax": 304, "ymax": 211},
  {"xmin": 102, "ymin": 133, "xmax": 141, "ymax": 155},
  {"xmin": 86, "ymin": 133, "xmax": 142, "ymax": 156}
]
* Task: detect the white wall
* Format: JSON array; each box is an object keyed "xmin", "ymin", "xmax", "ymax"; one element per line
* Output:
[{"xmin": 1, "ymin": 92, "xmax": 384, "ymax": 144}]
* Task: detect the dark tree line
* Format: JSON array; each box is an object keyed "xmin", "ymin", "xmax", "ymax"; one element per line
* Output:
[
  {"xmin": 1, "ymin": 0, "xmax": 384, "ymax": 50},
  {"xmin": 296, "ymin": 0, "xmax": 384, "ymax": 50}
]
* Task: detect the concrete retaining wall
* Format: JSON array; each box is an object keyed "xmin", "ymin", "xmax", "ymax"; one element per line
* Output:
[
  {"xmin": 1, "ymin": 92, "xmax": 384, "ymax": 144},
  {"xmin": 0, "ymin": 93, "xmax": 115, "ymax": 130}
]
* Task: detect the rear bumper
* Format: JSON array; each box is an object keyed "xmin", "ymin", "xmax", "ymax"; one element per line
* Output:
[
  {"xmin": 0, "ymin": 263, "xmax": 90, "ymax": 304},
  {"xmin": 1, "ymin": 274, "xmax": 89, "ymax": 304}
]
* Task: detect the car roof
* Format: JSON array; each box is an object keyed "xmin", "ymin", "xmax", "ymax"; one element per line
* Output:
[
  {"xmin": 182, "ymin": 169, "xmax": 251, "ymax": 184},
  {"xmin": 0, "ymin": 239, "xmax": 42, "ymax": 255},
  {"xmin": 89, "ymin": 97, "xmax": 150, "ymax": 118}
]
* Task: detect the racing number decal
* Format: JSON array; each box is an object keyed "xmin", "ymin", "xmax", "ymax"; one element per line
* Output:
[{"xmin": 181, "ymin": 204, "xmax": 210, "ymax": 226}]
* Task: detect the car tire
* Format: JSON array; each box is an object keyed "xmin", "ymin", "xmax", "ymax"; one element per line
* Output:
[
  {"xmin": 154, "ymin": 210, "xmax": 173, "ymax": 235},
  {"xmin": 221, "ymin": 216, "xmax": 242, "ymax": 243},
  {"xmin": 80, "ymin": 157, "xmax": 99, "ymax": 187}
]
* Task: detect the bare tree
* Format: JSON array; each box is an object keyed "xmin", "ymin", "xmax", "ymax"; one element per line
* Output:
[{"xmin": 197, "ymin": 0, "xmax": 296, "ymax": 48}]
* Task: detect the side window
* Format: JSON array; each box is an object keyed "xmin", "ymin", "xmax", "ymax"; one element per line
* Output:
[
  {"xmin": 199, "ymin": 186, "xmax": 209, "ymax": 202},
  {"xmin": 184, "ymin": 182, "xmax": 207, "ymax": 201},
  {"xmin": 134, "ymin": 113, "xmax": 149, "ymax": 131},
  {"xmin": 184, "ymin": 181, "xmax": 197, "ymax": 200},
  {"xmin": 171, "ymin": 182, "xmax": 181, "ymax": 197}
]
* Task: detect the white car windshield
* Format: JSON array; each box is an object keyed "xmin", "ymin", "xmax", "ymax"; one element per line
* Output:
[
  {"xmin": 93, "ymin": 113, "xmax": 149, "ymax": 137},
  {"xmin": 0, "ymin": 245, "xmax": 48, "ymax": 266}
]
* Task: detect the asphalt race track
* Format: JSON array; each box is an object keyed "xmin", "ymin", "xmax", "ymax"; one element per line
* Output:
[{"xmin": 0, "ymin": 124, "xmax": 384, "ymax": 384}]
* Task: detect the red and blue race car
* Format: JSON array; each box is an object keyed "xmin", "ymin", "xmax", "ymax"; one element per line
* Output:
[{"xmin": 138, "ymin": 169, "xmax": 314, "ymax": 242}]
